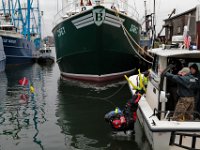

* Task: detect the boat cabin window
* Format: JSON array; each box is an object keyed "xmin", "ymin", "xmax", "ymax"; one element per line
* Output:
[
  {"xmin": 0, "ymin": 26, "xmax": 14, "ymax": 31},
  {"xmin": 46, "ymin": 50, "xmax": 51, "ymax": 53},
  {"xmin": 40, "ymin": 50, "xmax": 45, "ymax": 53},
  {"xmin": 165, "ymin": 57, "xmax": 200, "ymax": 111}
]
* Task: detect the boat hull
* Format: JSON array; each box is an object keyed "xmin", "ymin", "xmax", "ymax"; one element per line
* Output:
[
  {"xmin": 0, "ymin": 36, "xmax": 6, "ymax": 72},
  {"xmin": 53, "ymin": 6, "xmax": 147, "ymax": 82},
  {"xmin": 0, "ymin": 59, "xmax": 6, "ymax": 72},
  {"xmin": 1, "ymin": 35, "xmax": 35, "ymax": 65},
  {"xmin": 137, "ymin": 106, "xmax": 172, "ymax": 150},
  {"xmin": 37, "ymin": 56, "xmax": 55, "ymax": 64}
]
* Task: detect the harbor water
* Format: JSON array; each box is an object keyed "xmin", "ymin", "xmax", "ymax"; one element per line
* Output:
[{"xmin": 0, "ymin": 48, "xmax": 151, "ymax": 150}]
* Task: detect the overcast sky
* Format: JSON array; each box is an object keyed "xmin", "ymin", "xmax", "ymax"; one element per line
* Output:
[{"xmin": 40, "ymin": 0, "xmax": 200, "ymax": 37}]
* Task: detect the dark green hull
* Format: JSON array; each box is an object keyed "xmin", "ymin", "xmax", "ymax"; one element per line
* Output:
[{"xmin": 53, "ymin": 6, "xmax": 144, "ymax": 81}]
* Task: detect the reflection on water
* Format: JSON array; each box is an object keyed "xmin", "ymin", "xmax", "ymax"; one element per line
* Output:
[
  {"xmin": 0, "ymin": 64, "xmax": 54, "ymax": 150},
  {"xmin": 0, "ymin": 60, "xmax": 150, "ymax": 150},
  {"xmin": 56, "ymin": 78, "xmax": 150, "ymax": 150}
]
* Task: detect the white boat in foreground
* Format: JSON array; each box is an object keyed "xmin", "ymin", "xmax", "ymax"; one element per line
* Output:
[{"xmin": 127, "ymin": 47, "xmax": 200, "ymax": 150}]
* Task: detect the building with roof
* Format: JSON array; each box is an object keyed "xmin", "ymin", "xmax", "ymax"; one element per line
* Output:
[{"xmin": 163, "ymin": 5, "xmax": 200, "ymax": 49}]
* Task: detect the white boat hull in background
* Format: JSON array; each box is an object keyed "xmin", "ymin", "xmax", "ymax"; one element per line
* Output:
[{"xmin": 0, "ymin": 36, "xmax": 6, "ymax": 72}]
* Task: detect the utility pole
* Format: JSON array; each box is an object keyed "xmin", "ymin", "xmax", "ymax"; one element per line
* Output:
[
  {"xmin": 144, "ymin": 1, "xmax": 147, "ymax": 32},
  {"xmin": 27, "ymin": 0, "xmax": 31, "ymax": 41},
  {"xmin": 152, "ymin": 0, "xmax": 156, "ymax": 47},
  {"xmin": 57, "ymin": 0, "xmax": 59, "ymax": 13}
]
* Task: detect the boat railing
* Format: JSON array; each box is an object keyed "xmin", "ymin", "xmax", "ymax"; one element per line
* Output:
[
  {"xmin": 149, "ymin": 108, "xmax": 200, "ymax": 121},
  {"xmin": 170, "ymin": 132, "xmax": 200, "ymax": 149},
  {"xmin": 0, "ymin": 29, "xmax": 23, "ymax": 38},
  {"xmin": 53, "ymin": 0, "xmax": 139, "ymax": 26},
  {"xmin": 116, "ymin": 0, "xmax": 139, "ymax": 20},
  {"xmin": 93, "ymin": 0, "xmax": 139, "ymax": 20},
  {"xmin": 53, "ymin": 0, "xmax": 80, "ymax": 26}
]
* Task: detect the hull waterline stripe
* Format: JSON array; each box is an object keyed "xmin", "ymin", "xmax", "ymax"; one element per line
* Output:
[
  {"xmin": 4, "ymin": 45, "xmax": 26, "ymax": 49},
  {"xmin": 7, "ymin": 55, "xmax": 33, "ymax": 58},
  {"xmin": 74, "ymin": 17, "xmax": 94, "ymax": 26},
  {"xmin": 76, "ymin": 21, "xmax": 94, "ymax": 29},
  {"xmin": 61, "ymin": 68, "xmax": 135, "ymax": 78},
  {"xmin": 103, "ymin": 20, "xmax": 121, "ymax": 28},
  {"xmin": 105, "ymin": 17, "xmax": 122, "ymax": 26},
  {"xmin": 72, "ymin": 13, "xmax": 93, "ymax": 24},
  {"xmin": 105, "ymin": 13, "xmax": 125, "ymax": 22}
]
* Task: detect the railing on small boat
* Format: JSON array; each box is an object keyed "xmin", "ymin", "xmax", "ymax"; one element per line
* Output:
[
  {"xmin": 53, "ymin": 0, "xmax": 139, "ymax": 26},
  {"xmin": 149, "ymin": 108, "xmax": 200, "ymax": 121},
  {"xmin": 0, "ymin": 29, "xmax": 23, "ymax": 38},
  {"xmin": 170, "ymin": 132, "xmax": 200, "ymax": 150}
]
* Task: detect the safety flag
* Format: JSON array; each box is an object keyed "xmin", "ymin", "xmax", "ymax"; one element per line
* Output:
[
  {"xmin": 19, "ymin": 77, "xmax": 29, "ymax": 86},
  {"xmin": 30, "ymin": 85, "xmax": 35, "ymax": 94},
  {"xmin": 124, "ymin": 75, "xmax": 138, "ymax": 90}
]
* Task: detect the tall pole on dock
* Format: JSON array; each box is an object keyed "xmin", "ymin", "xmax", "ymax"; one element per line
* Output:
[
  {"xmin": 144, "ymin": 1, "xmax": 147, "ymax": 32},
  {"xmin": 57, "ymin": 0, "xmax": 59, "ymax": 12},
  {"xmin": 27, "ymin": 0, "xmax": 31, "ymax": 41},
  {"xmin": 37, "ymin": 0, "xmax": 41, "ymax": 39},
  {"xmin": 1, "ymin": 0, "xmax": 6, "ymax": 14},
  {"xmin": 152, "ymin": 0, "xmax": 156, "ymax": 47}
]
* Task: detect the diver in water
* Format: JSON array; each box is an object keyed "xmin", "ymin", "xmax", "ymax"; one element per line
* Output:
[
  {"xmin": 104, "ymin": 90, "xmax": 143, "ymax": 134},
  {"xmin": 123, "ymin": 91, "xmax": 142, "ymax": 133},
  {"xmin": 105, "ymin": 69, "xmax": 149, "ymax": 134}
]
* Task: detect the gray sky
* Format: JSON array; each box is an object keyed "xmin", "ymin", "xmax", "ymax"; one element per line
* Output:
[
  {"xmin": 40, "ymin": 0, "xmax": 200, "ymax": 37},
  {"xmin": 133, "ymin": 0, "xmax": 200, "ymax": 34},
  {"xmin": 40, "ymin": 0, "xmax": 57, "ymax": 37}
]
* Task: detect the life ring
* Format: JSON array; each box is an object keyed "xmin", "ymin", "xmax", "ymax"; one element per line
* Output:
[{"xmin": 82, "ymin": 6, "xmax": 86, "ymax": 11}]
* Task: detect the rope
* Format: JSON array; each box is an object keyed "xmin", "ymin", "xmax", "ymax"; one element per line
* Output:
[
  {"xmin": 58, "ymin": 82, "xmax": 127, "ymax": 107},
  {"xmin": 114, "ymin": 9, "xmax": 154, "ymax": 64},
  {"xmin": 123, "ymin": 28, "xmax": 153, "ymax": 64},
  {"xmin": 122, "ymin": 25, "xmax": 154, "ymax": 60}
]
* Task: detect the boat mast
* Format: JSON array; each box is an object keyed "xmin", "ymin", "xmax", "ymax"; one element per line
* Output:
[
  {"xmin": 144, "ymin": 1, "xmax": 147, "ymax": 32},
  {"xmin": 62, "ymin": 0, "xmax": 68, "ymax": 9},
  {"xmin": 37, "ymin": 0, "xmax": 41, "ymax": 40},
  {"xmin": 27, "ymin": 0, "xmax": 31, "ymax": 41},
  {"xmin": 152, "ymin": 0, "xmax": 156, "ymax": 45},
  {"xmin": 1, "ymin": 0, "xmax": 6, "ymax": 14},
  {"xmin": 8, "ymin": 0, "xmax": 11, "ymax": 15}
]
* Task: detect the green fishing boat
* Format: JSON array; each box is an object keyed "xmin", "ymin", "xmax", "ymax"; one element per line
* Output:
[{"xmin": 53, "ymin": 0, "xmax": 148, "ymax": 82}]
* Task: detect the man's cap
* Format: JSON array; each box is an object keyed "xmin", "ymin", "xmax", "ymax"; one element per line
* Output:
[{"xmin": 178, "ymin": 67, "xmax": 190, "ymax": 74}]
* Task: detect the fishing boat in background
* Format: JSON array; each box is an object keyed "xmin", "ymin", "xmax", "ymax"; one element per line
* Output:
[
  {"xmin": 37, "ymin": 44, "xmax": 55, "ymax": 64},
  {"xmin": 53, "ymin": 0, "xmax": 152, "ymax": 82},
  {"xmin": 0, "ymin": 36, "xmax": 6, "ymax": 72},
  {"xmin": 0, "ymin": 14, "xmax": 36, "ymax": 64},
  {"xmin": 0, "ymin": 0, "xmax": 42, "ymax": 65}
]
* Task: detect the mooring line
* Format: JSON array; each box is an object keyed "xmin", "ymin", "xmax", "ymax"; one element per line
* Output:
[{"xmin": 58, "ymin": 82, "xmax": 128, "ymax": 107}]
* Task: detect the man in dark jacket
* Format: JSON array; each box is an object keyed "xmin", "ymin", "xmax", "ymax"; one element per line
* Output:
[
  {"xmin": 190, "ymin": 64, "xmax": 200, "ymax": 118},
  {"xmin": 165, "ymin": 67, "xmax": 198, "ymax": 121}
]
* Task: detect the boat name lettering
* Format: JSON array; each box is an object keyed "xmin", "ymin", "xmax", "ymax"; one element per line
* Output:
[
  {"xmin": 96, "ymin": 13, "xmax": 103, "ymax": 22},
  {"xmin": 57, "ymin": 27, "xmax": 66, "ymax": 38},
  {"xmin": 129, "ymin": 24, "xmax": 138, "ymax": 34},
  {"xmin": 93, "ymin": 8, "xmax": 105, "ymax": 26},
  {"xmin": 3, "ymin": 39, "xmax": 16, "ymax": 44}
]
